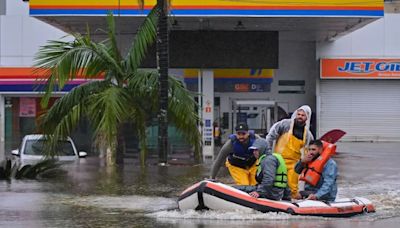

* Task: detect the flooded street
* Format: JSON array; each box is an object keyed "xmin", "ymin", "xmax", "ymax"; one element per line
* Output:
[{"xmin": 1, "ymin": 142, "xmax": 400, "ymax": 228}]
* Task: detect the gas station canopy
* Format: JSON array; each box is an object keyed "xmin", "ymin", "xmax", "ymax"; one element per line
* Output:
[{"xmin": 29, "ymin": 0, "xmax": 384, "ymax": 42}]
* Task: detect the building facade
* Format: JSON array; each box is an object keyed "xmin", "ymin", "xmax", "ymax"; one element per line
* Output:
[
  {"xmin": 317, "ymin": 10, "xmax": 400, "ymax": 141},
  {"xmin": 0, "ymin": 0, "xmax": 386, "ymax": 159}
]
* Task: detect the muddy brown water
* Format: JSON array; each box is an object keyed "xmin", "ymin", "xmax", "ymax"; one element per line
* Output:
[{"xmin": 1, "ymin": 142, "xmax": 400, "ymax": 228}]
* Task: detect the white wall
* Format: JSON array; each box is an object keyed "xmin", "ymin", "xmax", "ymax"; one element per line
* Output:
[
  {"xmin": 317, "ymin": 14, "xmax": 400, "ymax": 58},
  {"xmin": 0, "ymin": 0, "xmax": 68, "ymax": 66}
]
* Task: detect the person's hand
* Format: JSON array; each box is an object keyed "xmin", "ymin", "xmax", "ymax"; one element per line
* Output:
[
  {"xmin": 293, "ymin": 192, "xmax": 303, "ymax": 200},
  {"xmin": 249, "ymin": 191, "xmax": 260, "ymax": 198},
  {"xmin": 204, "ymin": 177, "xmax": 217, "ymax": 182},
  {"xmin": 302, "ymin": 152, "xmax": 314, "ymax": 163},
  {"xmin": 306, "ymin": 194, "xmax": 317, "ymax": 200}
]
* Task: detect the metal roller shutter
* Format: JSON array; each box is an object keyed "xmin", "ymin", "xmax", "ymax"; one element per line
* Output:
[{"xmin": 318, "ymin": 79, "xmax": 400, "ymax": 142}]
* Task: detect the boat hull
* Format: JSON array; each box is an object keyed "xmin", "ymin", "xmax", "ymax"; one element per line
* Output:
[{"xmin": 178, "ymin": 181, "xmax": 375, "ymax": 217}]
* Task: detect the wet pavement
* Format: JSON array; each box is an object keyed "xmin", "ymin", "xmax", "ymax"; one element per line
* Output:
[{"xmin": 1, "ymin": 142, "xmax": 400, "ymax": 227}]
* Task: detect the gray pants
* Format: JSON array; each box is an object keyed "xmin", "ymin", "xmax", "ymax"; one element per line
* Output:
[{"xmin": 234, "ymin": 185, "xmax": 291, "ymax": 201}]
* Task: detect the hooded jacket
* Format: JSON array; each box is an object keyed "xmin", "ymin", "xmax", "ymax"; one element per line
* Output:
[{"xmin": 265, "ymin": 105, "xmax": 314, "ymax": 158}]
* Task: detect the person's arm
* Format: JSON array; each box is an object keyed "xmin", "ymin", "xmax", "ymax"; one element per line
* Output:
[
  {"xmin": 209, "ymin": 140, "xmax": 233, "ymax": 179},
  {"xmin": 294, "ymin": 160, "xmax": 305, "ymax": 174},
  {"xmin": 306, "ymin": 130, "xmax": 315, "ymax": 144},
  {"xmin": 265, "ymin": 120, "xmax": 287, "ymax": 154},
  {"xmin": 315, "ymin": 160, "xmax": 338, "ymax": 199},
  {"xmin": 255, "ymin": 156, "xmax": 277, "ymax": 194}
]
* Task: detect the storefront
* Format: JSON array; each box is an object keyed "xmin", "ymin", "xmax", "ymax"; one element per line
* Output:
[
  {"xmin": 318, "ymin": 58, "xmax": 400, "ymax": 141},
  {"xmin": 0, "ymin": 68, "xmax": 94, "ymax": 156}
]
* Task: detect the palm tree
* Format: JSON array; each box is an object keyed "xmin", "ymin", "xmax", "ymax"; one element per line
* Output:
[
  {"xmin": 34, "ymin": 7, "xmax": 200, "ymax": 166},
  {"xmin": 138, "ymin": 0, "xmax": 170, "ymax": 164},
  {"xmin": 153, "ymin": 0, "xmax": 169, "ymax": 164}
]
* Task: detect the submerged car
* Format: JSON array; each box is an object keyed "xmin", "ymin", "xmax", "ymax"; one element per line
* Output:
[{"xmin": 11, "ymin": 134, "xmax": 87, "ymax": 165}]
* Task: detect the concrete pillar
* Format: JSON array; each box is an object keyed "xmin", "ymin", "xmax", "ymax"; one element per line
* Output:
[
  {"xmin": 200, "ymin": 69, "xmax": 214, "ymax": 160},
  {"xmin": 0, "ymin": 95, "xmax": 4, "ymax": 161}
]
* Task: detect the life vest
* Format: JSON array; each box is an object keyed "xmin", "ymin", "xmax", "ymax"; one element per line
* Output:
[
  {"xmin": 256, "ymin": 153, "xmax": 288, "ymax": 188},
  {"xmin": 299, "ymin": 141, "xmax": 336, "ymax": 187},
  {"xmin": 227, "ymin": 132, "xmax": 256, "ymax": 168}
]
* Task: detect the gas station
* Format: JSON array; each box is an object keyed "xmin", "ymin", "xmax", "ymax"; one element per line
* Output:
[{"xmin": 0, "ymin": 0, "xmax": 385, "ymax": 160}]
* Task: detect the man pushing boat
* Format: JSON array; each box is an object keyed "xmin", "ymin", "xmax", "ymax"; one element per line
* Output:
[{"xmin": 210, "ymin": 122, "xmax": 262, "ymax": 185}]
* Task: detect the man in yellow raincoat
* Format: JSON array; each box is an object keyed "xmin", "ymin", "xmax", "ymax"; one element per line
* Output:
[{"xmin": 265, "ymin": 105, "xmax": 314, "ymax": 198}]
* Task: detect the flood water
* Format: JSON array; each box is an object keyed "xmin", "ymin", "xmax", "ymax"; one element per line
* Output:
[{"xmin": 1, "ymin": 142, "xmax": 400, "ymax": 228}]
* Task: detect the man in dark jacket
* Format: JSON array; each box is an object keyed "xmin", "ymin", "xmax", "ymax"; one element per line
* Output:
[{"xmin": 235, "ymin": 139, "xmax": 291, "ymax": 201}]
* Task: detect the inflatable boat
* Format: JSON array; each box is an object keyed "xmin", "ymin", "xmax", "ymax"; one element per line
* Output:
[{"xmin": 178, "ymin": 180, "xmax": 375, "ymax": 217}]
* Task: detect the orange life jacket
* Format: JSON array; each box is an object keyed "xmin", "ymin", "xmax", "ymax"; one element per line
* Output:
[{"xmin": 299, "ymin": 141, "xmax": 336, "ymax": 187}]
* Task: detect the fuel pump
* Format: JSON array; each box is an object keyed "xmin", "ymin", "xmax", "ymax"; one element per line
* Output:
[{"xmin": 231, "ymin": 100, "xmax": 279, "ymax": 136}]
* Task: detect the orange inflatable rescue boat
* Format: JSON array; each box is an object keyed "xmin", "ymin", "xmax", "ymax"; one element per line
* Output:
[{"xmin": 178, "ymin": 180, "xmax": 375, "ymax": 218}]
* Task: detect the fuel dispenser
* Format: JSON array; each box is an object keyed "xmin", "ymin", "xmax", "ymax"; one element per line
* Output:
[{"xmin": 231, "ymin": 100, "xmax": 279, "ymax": 136}]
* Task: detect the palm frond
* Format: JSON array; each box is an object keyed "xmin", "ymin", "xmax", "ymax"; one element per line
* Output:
[
  {"xmin": 86, "ymin": 86, "xmax": 132, "ymax": 145},
  {"xmin": 35, "ymin": 38, "xmax": 104, "ymax": 81},
  {"xmin": 39, "ymin": 80, "xmax": 109, "ymax": 130},
  {"xmin": 39, "ymin": 81, "xmax": 109, "ymax": 155},
  {"xmin": 167, "ymin": 76, "xmax": 201, "ymax": 153},
  {"xmin": 127, "ymin": 70, "xmax": 201, "ymax": 151},
  {"xmin": 0, "ymin": 158, "xmax": 60, "ymax": 180},
  {"xmin": 14, "ymin": 164, "xmax": 32, "ymax": 179},
  {"xmin": 15, "ymin": 159, "xmax": 60, "ymax": 179},
  {"xmin": 105, "ymin": 13, "xmax": 122, "ymax": 65},
  {"xmin": 124, "ymin": 6, "xmax": 158, "ymax": 73},
  {"xmin": 34, "ymin": 34, "xmax": 125, "ymax": 107},
  {"xmin": 0, "ymin": 159, "xmax": 12, "ymax": 180},
  {"xmin": 126, "ymin": 70, "xmax": 159, "ymax": 113}
]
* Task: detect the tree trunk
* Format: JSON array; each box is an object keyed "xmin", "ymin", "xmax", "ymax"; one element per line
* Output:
[
  {"xmin": 106, "ymin": 146, "xmax": 115, "ymax": 166},
  {"xmin": 116, "ymin": 126, "xmax": 125, "ymax": 165},
  {"xmin": 106, "ymin": 140, "xmax": 117, "ymax": 166},
  {"xmin": 157, "ymin": 0, "xmax": 169, "ymax": 164}
]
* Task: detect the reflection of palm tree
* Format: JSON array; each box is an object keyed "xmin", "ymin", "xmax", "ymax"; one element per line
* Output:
[{"xmin": 34, "ymin": 8, "xmax": 200, "ymax": 166}]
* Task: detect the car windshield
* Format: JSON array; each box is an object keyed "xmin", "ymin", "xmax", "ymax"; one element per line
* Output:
[{"xmin": 24, "ymin": 139, "xmax": 75, "ymax": 156}]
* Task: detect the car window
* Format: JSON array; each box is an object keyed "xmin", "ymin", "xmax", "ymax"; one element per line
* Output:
[
  {"xmin": 24, "ymin": 139, "xmax": 75, "ymax": 156},
  {"xmin": 24, "ymin": 140, "xmax": 44, "ymax": 155}
]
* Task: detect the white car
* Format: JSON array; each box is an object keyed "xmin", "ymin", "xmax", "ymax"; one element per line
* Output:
[{"xmin": 11, "ymin": 134, "xmax": 87, "ymax": 165}]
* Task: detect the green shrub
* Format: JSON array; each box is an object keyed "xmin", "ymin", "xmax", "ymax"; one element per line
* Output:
[{"xmin": 0, "ymin": 159, "xmax": 61, "ymax": 181}]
